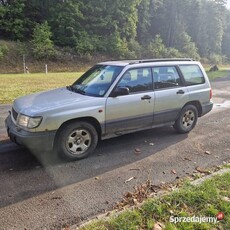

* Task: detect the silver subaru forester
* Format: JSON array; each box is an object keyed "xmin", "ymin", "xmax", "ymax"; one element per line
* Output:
[{"xmin": 5, "ymin": 59, "xmax": 213, "ymax": 160}]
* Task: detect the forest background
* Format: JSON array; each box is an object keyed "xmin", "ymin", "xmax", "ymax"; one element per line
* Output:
[{"xmin": 0, "ymin": 0, "xmax": 230, "ymax": 73}]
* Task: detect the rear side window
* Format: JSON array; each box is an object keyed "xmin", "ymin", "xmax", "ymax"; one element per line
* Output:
[
  {"xmin": 152, "ymin": 66, "xmax": 182, "ymax": 89},
  {"xmin": 179, "ymin": 65, "xmax": 205, "ymax": 85}
]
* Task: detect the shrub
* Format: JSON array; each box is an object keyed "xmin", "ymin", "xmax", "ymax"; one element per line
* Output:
[{"xmin": 0, "ymin": 44, "xmax": 9, "ymax": 60}]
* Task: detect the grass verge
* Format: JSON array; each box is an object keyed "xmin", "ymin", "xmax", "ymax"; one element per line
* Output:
[
  {"xmin": 206, "ymin": 69, "xmax": 230, "ymax": 80},
  {"xmin": 0, "ymin": 72, "xmax": 82, "ymax": 104},
  {"xmin": 80, "ymin": 171, "xmax": 230, "ymax": 230}
]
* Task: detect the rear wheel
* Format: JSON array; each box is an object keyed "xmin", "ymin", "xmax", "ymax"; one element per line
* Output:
[
  {"xmin": 56, "ymin": 121, "xmax": 98, "ymax": 160},
  {"xmin": 173, "ymin": 105, "xmax": 198, "ymax": 133}
]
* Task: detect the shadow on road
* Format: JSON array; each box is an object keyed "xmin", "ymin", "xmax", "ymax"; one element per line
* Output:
[{"xmin": 0, "ymin": 126, "xmax": 187, "ymax": 208}]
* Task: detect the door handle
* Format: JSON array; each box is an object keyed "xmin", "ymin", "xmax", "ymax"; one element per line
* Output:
[
  {"xmin": 141, "ymin": 95, "xmax": 151, "ymax": 100},
  {"xmin": 176, "ymin": 90, "xmax": 185, "ymax": 94}
]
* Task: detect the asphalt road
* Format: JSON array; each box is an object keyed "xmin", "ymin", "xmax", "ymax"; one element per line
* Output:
[{"xmin": 0, "ymin": 76, "xmax": 230, "ymax": 229}]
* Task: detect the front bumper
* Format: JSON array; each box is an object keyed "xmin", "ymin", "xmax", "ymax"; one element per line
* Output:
[
  {"xmin": 201, "ymin": 102, "xmax": 213, "ymax": 116},
  {"xmin": 5, "ymin": 115, "xmax": 56, "ymax": 153}
]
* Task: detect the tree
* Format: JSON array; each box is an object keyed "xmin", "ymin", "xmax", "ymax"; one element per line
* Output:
[
  {"xmin": 48, "ymin": 0, "xmax": 83, "ymax": 47},
  {"xmin": 31, "ymin": 21, "xmax": 56, "ymax": 59},
  {"xmin": 174, "ymin": 32, "xmax": 200, "ymax": 60},
  {"xmin": 0, "ymin": 0, "xmax": 26, "ymax": 40},
  {"xmin": 136, "ymin": 0, "xmax": 151, "ymax": 45},
  {"xmin": 222, "ymin": 11, "xmax": 230, "ymax": 59}
]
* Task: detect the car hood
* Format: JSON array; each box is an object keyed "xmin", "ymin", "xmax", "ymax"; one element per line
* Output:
[{"xmin": 13, "ymin": 87, "xmax": 95, "ymax": 115}]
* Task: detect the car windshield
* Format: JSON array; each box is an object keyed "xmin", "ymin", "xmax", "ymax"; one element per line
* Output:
[{"xmin": 70, "ymin": 65, "xmax": 123, "ymax": 97}]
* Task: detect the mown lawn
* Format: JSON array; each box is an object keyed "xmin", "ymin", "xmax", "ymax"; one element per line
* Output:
[
  {"xmin": 0, "ymin": 69, "xmax": 229, "ymax": 104},
  {"xmin": 0, "ymin": 72, "xmax": 82, "ymax": 104}
]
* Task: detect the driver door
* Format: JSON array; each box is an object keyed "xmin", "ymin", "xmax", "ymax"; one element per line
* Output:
[{"xmin": 105, "ymin": 67, "xmax": 155, "ymax": 134}]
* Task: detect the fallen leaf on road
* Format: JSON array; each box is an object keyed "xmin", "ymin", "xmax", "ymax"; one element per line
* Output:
[
  {"xmin": 51, "ymin": 196, "xmax": 62, "ymax": 200},
  {"xmin": 134, "ymin": 148, "xmax": 141, "ymax": 155},
  {"xmin": 184, "ymin": 157, "xmax": 192, "ymax": 161},
  {"xmin": 115, "ymin": 180, "xmax": 161, "ymax": 209},
  {"xmin": 195, "ymin": 167, "xmax": 210, "ymax": 174},
  {"xmin": 106, "ymin": 212, "xmax": 111, "ymax": 216},
  {"xmin": 204, "ymin": 151, "xmax": 211, "ymax": 155},
  {"xmin": 125, "ymin": 177, "xmax": 136, "ymax": 183},
  {"xmin": 132, "ymin": 198, "xmax": 138, "ymax": 205}
]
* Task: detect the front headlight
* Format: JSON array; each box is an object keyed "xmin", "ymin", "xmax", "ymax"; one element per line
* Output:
[{"xmin": 18, "ymin": 114, "xmax": 42, "ymax": 129}]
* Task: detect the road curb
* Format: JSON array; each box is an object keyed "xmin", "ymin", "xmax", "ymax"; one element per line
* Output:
[
  {"xmin": 72, "ymin": 166, "xmax": 230, "ymax": 230},
  {"xmin": 191, "ymin": 168, "xmax": 230, "ymax": 186}
]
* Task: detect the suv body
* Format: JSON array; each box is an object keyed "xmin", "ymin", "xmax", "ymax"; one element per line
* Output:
[{"xmin": 5, "ymin": 59, "xmax": 213, "ymax": 160}]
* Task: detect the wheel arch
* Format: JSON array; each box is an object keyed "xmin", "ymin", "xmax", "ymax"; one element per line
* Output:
[
  {"xmin": 183, "ymin": 101, "xmax": 202, "ymax": 117},
  {"xmin": 55, "ymin": 117, "xmax": 102, "ymax": 144}
]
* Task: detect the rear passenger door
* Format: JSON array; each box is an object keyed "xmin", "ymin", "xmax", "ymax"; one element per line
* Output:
[{"xmin": 153, "ymin": 66, "xmax": 189, "ymax": 125}]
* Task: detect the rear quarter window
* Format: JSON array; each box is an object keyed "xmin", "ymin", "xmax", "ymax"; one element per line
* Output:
[{"xmin": 179, "ymin": 65, "xmax": 205, "ymax": 85}]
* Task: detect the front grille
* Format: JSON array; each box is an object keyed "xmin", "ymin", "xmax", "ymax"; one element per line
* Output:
[{"xmin": 12, "ymin": 108, "xmax": 18, "ymax": 121}]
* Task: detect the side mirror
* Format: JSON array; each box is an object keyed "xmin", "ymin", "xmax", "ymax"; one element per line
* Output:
[{"xmin": 110, "ymin": 87, "xmax": 129, "ymax": 97}]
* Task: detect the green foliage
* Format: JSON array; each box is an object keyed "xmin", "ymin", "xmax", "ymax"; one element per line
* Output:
[
  {"xmin": 222, "ymin": 11, "xmax": 230, "ymax": 59},
  {"xmin": 109, "ymin": 210, "xmax": 142, "ymax": 230},
  {"xmin": 48, "ymin": 0, "xmax": 83, "ymax": 47},
  {"xmin": 0, "ymin": 44, "xmax": 9, "ymax": 60},
  {"xmin": 209, "ymin": 54, "xmax": 223, "ymax": 64},
  {"xmin": 174, "ymin": 32, "xmax": 200, "ymax": 60},
  {"xmin": 143, "ymin": 35, "xmax": 184, "ymax": 59},
  {"xmin": 0, "ymin": 0, "xmax": 230, "ymax": 61},
  {"xmin": 144, "ymin": 35, "xmax": 168, "ymax": 58},
  {"xmin": 0, "ymin": 0, "xmax": 26, "ymax": 40},
  {"xmin": 31, "ymin": 21, "xmax": 56, "ymax": 59},
  {"xmin": 128, "ymin": 39, "xmax": 142, "ymax": 58}
]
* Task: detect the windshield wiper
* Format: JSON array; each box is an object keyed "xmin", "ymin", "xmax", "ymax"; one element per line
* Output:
[
  {"xmin": 66, "ymin": 85, "xmax": 74, "ymax": 91},
  {"xmin": 66, "ymin": 85, "xmax": 86, "ymax": 95},
  {"xmin": 75, "ymin": 88, "xmax": 86, "ymax": 95}
]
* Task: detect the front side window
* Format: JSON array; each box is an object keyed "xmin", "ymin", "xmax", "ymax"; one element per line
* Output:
[
  {"xmin": 117, "ymin": 68, "xmax": 153, "ymax": 93},
  {"xmin": 179, "ymin": 64, "xmax": 205, "ymax": 85},
  {"xmin": 153, "ymin": 66, "xmax": 181, "ymax": 89},
  {"xmin": 71, "ymin": 65, "xmax": 123, "ymax": 97}
]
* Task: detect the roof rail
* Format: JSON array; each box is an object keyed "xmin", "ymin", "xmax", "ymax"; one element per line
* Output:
[{"xmin": 129, "ymin": 58, "xmax": 194, "ymax": 64}]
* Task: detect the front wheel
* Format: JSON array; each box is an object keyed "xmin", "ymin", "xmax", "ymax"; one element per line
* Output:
[
  {"xmin": 173, "ymin": 105, "xmax": 198, "ymax": 133},
  {"xmin": 56, "ymin": 121, "xmax": 98, "ymax": 160}
]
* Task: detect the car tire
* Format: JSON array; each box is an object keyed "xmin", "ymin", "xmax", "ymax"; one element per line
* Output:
[
  {"xmin": 56, "ymin": 121, "xmax": 98, "ymax": 160},
  {"xmin": 173, "ymin": 105, "xmax": 198, "ymax": 133}
]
